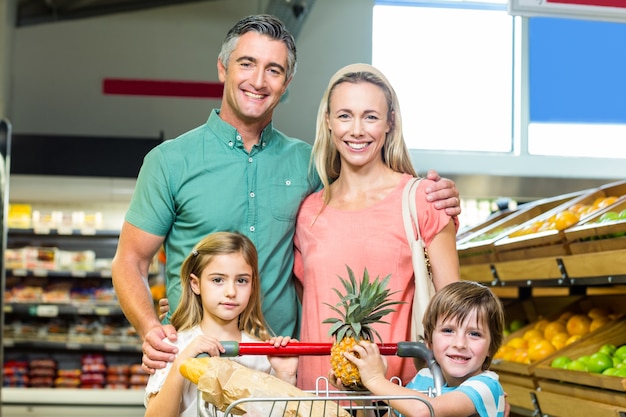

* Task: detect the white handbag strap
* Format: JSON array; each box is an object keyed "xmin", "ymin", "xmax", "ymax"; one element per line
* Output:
[{"xmin": 402, "ymin": 177, "xmax": 423, "ymax": 243}]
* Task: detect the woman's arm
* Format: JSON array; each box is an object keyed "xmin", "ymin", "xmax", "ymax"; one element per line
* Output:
[{"xmin": 427, "ymin": 220, "xmax": 461, "ymax": 291}]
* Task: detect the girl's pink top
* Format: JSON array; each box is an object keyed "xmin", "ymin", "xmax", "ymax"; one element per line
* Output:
[{"xmin": 293, "ymin": 174, "xmax": 453, "ymax": 389}]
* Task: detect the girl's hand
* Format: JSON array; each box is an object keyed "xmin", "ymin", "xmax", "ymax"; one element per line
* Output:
[
  {"xmin": 177, "ymin": 335, "xmax": 225, "ymax": 362},
  {"xmin": 343, "ymin": 341, "xmax": 388, "ymax": 388},
  {"xmin": 266, "ymin": 336, "xmax": 298, "ymax": 385},
  {"xmin": 158, "ymin": 298, "xmax": 170, "ymax": 321}
]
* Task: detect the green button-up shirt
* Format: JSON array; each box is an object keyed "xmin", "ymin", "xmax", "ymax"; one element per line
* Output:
[{"xmin": 126, "ymin": 109, "xmax": 320, "ymax": 337}]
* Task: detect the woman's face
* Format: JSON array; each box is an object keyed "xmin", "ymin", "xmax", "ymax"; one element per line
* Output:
[{"xmin": 326, "ymin": 81, "xmax": 390, "ymax": 170}]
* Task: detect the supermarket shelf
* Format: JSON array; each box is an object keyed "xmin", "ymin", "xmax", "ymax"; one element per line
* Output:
[
  {"xmin": 8, "ymin": 228, "xmax": 120, "ymax": 237},
  {"xmin": 4, "ymin": 302, "xmax": 123, "ymax": 316},
  {"xmin": 1, "ymin": 387, "xmax": 144, "ymax": 405},
  {"xmin": 3, "ymin": 337, "xmax": 141, "ymax": 352},
  {"xmin": 6, "ymin": 268, "xmax": 112, "ymax": 278}
]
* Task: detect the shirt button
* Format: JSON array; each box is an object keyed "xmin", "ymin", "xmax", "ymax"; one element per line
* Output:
[
  {"xmin": 249, "ymin": 226, "xmax": 255, "ymax": 232},
  {"xmin": 236, "ymin": 136, "xmax": 242, "ymax": 141},
  {"xmin": 250, "ymin": 192, "xmax": 255, "ymax": 198},
  {"xmin": 228, "ymin": 141, "xmax": 233, "ymax": 147},
  {"xmin": 285, "ymin": 180, "xmax": 291, "ymax": 186},
  {"xmin": 248, "ymin": 157, "xmax": 253, "ymax": 163}
]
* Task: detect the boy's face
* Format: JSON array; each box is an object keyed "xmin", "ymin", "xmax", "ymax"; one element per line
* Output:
[{"xmin": 429, "ymin": 308, "xmax": 491, "ymax": 387}]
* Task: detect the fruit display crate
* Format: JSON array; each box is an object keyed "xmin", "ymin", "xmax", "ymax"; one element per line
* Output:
[
  {"xmin": 497, "ymin": 371, "xmax": 539, "ymax": 411},
  {"xmin": 560, "ymin": 248, "xmax": 626, "ymax": 279},
  {"xmin": 534, "ymin": 318, "xmax": 626, "ymax": 393},
  {"xmin": 565, "ymin": 199, "xmax": 626, "ymax": 255},
  {"xmin": 491, "ymin": 295, "xmax": 626, "ymax": 377},
  {"xmin": 534, "ymin": 379, "xmax": 626, "ymax": 417},
  {"xmin": 456, "ymin": 208, "xmax": 517, "ymax": 242},
  {"xmin": 493, "ymin": 180, "xmax": 626, "ymax": 262},
  {"xmin": 456, "ymin": 192, "xmax": 583, "ymax": 266}
]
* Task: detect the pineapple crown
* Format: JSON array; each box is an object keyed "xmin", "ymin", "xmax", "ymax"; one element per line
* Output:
[{"xmin": 323, "ymin": 266, "xmax": 405, "ymax": 343}]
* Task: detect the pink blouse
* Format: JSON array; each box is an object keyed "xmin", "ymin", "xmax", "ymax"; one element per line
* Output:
[{"xmin": 293, "ymin": 174, "xmax": 453, "ymax": 389}]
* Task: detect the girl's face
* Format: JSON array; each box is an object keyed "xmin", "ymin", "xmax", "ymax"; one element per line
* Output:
[
  {"xmin": 326, "ymin": 81, "xmax": 390, "ymax": 170},
  {"xmin": 429, "ymin": 308, "xmax": 491, "ymax": 387},
  {"xmin": 190, "ymin": 252, "xmax": 253, "ymax": 325}
]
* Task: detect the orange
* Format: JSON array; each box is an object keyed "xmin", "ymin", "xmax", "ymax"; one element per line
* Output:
[
  {"xmin": 507, "ymin": 337, "xmax": 528, "ymax": 349},
  {"xmin": 589, "ymin": 316, "xmax": 611, "ymax": 332},
  {"xmin": 566, "ymin": 314, "xmax": 591, "ymax": 336},
  {"xmin": 522, "ymin": 329, "xmax": 544, "ymax": 343},
  {"xmin": 534, "ymin": 319, "xmax": 549, "ymax": 333},
  {"xmin": 528, "ymin": 339, "xmax": 556, "ymax": 362},
  {"xmin": 543, "ymin": 321, "xmax": 567, "ymax": 341},
  {"xmin": 513, "ymin": 348, "xmax": 531, "ymax": 364},
  {"xmin": 587, "ymin": 307, "xmax": 610, "ymax": 320},
  {"xmin": 593, "ymin": 196, "xmax": 618, "ymax": 210},
  {"xmin": 565, "ymin": 334, "xmax": 582, "ymax": 346},
  {"xmin": 554, "ymin": 210, "xmax": 580, "ymax": 231},
  {"xmin": 550, "ymin": 332, "xmax": 570, "ymax": 350},
  {"xmin": 559, "ymin": 311, "xmax": 574, "ymax": 321},
  {"xmin": 494, "ymin": 345, "xmax": 513, "ymax": 360}
]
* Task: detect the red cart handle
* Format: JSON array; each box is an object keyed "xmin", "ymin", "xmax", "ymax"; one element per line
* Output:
[{"xmin": 220, "ymin": 341, "xmax": 433, "ymax": 361}]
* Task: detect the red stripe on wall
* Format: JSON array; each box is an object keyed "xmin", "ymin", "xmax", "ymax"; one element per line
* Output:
[
  {"xmin": 547, "ymin": 0, "xmax": 626, "ymax": 8},
  {"xmin": 103, "ymin": 78, "xmax": 223, "ymax": 98}
]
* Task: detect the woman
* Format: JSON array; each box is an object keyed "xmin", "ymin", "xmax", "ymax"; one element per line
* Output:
[{"xmin": 294, "ymin": 63, "xmax": 460, "ymax": 390}]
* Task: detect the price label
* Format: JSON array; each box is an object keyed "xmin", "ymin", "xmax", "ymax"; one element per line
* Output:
[
  {"xmin": 104, "ymin": 343, "xmax": 121, "ymax": 351},
  {"xmin": 33, "ymin": 269, "xmax": 49, "ymax": 277},
  {"xmin": 12, "ymin": 269, "xmax": 27, "ymax": 276},
  {"xmin": 71, "ymin": 270, "xmax": 88, "ymax": 278},
  {"xmin": 35, "ymin": 305, "xmax": 59, "ymax": 317},
  {"xmin": 66, "ymin": 342, "xmax": 82, "ymax": 350},
  {"xmin": 94, "ymin": 307, "xmax": 111, "ymax": 316}
]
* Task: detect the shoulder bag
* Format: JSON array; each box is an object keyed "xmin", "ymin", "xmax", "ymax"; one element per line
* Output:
[{"xmin": 402, "ymin": 177, "xmax": 436, "ymax": 341}]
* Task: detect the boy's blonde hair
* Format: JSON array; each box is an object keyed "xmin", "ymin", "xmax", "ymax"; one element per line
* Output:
[
  {"xmin": 170, "ymin": 231, "xmax": 272, "ymax": 340},
  {"xmin": 422, "ymin": 281, "xmax": 504, "ymax": 370}
]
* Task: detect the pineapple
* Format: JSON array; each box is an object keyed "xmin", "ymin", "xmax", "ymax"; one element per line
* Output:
[{"xmin": 323, "ymin": 266, "xmax": 404, "ymax": 389}]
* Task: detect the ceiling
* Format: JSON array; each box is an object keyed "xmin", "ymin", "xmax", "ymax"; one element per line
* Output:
[{"xmin": 15, "ymin": 0, "xmax": 316, "ymax": 38}]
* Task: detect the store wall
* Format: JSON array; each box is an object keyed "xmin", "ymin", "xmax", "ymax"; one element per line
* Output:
[
  {"xmin": 5, "ymin": 0, "xmax": 373, "ymax": 206},
  {"xmin": 8, "ymin": 0, "xmax": 372, "ymax": 144}
]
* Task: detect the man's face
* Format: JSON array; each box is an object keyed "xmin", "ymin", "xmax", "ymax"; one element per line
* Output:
[{"xmin": 217, "ymin": 31, "xmax": 291, "ymax": 128}]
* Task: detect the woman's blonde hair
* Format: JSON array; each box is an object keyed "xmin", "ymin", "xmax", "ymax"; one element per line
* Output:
[
  {"xmin": 170, "ymin": 231, "xmax": 272, "ymax": 340},
  {"xmin": 422, "ymin": 281, "xmax": 505, "ymax": 370},
  {"xmin": 312, "ymin": 63, "xmax": 418, "ymax": 205}
]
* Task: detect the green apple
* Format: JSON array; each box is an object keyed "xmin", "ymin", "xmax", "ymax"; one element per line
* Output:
[
  {"xmin": 586, "ymin": 352, "xmax": 613, "ymax": 373},
  {"xmin": 598, "ymin": 344, "xmax": 617, "ymax": 356},
  {"xmin": 509, "ymin": 319, "xmax": 525, "ymax": 333},
  {"xmin": 614, "ymin": 345, "xmax": 626, "ymax": 361},
  {"xmin": 619, "ymin": 209, "xmax": 626, "ymax": 220},
  {"xmin": 565, "ymin": 359, "xmax": 588, "ymax": 372},
  {"xmin": 615, "ymin": 368, "xmax": 626, "ymax": 377},
  {"xmin": 598, "ymin": 211, "xmax": 619, "ymax": 223},
  {"xmin": 550, "ymin": 356, "xmax": 572, "ymax": 369},
  {"xmin": 602, "ymin": 367, "xmax": 618, "ymax": 376}
]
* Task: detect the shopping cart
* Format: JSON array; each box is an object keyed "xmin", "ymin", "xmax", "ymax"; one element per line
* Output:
[{"xmin": 196, "ymin": 341, "xmax": 444, "ymax": 417}]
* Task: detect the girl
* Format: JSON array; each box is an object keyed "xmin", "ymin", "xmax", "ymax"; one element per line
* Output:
[{"xmin": 144, "ymin": 231, "xmax": 298, "ymax": 417}]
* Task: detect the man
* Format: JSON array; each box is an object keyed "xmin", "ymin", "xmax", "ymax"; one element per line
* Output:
[{"xmin": 111, "ymin": 14, "xmax": 461, "ymax": 373}]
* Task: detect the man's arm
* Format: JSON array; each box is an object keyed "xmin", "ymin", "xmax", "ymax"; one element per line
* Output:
[
  {"xmin": 111, "ymin": 221, "xmax": 177, "ymax": 371},
  {"xmin": 424, "ymin": 169, "xmax": 461, "ymax": 217}
]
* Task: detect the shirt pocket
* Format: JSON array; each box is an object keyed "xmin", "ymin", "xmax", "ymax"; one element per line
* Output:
[{"xmin": 270, "ymin": 177, "xmax": 311, "ymax": 222}]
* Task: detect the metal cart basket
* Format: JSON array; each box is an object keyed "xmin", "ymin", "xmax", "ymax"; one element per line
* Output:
[{"xmin": 197, "ymin": 341, "xmax": 444, "ymax": 417}]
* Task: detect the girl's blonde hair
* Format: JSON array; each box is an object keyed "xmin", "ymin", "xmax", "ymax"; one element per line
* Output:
[
  {"xmin": 312, "ymin": 63, "xmax": 418, "ymax": 205},
  {"xmin": 170, "ymin": 231, "xmax": 272, "ymax": 340},
  {"xmin": 422, "ymin": 281, "xmax": 505, "ymax": 370}
]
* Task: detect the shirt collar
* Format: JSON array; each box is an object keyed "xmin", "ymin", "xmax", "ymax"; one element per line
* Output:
[{"xmin": 208, "ymin": 109, "xmax": 275, "ymax": 151}]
